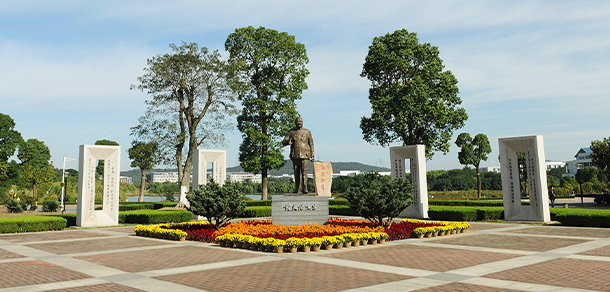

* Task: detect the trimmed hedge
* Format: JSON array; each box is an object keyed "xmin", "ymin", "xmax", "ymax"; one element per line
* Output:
[
  {"xmin": 428, "ymin": 206, "xmax": 504, "ymax": 221},
  {"xmin": 119, "ymin": 210, "xmax": 192, "ymax": 224},
  {"xmin": 329, "ymin": 199, "xmax": 349, "ymax": 206},
  {"xmin": 48, "ymin": 213, "xmax": 77, "ymax": 227},
  {"xmin": 550, "ymin": 208, "xmax": 610, "ymax": 228},
  {"xmin": 241, "ymin": 206, "xmax": 272, "ymax": 218},
  {"xmin": 329, "ymin": 205, "xmax": 359, "ymax": 216},
  {"xmin": 153, "ymin": 202, "xmax": 179, "ymax": 209},
  {"xmin": 0, "ymin": 216, "xmax": 67, "ymax": 233},
  {"xmin": 429, "ymin": 199, "xmax": 504, "ymax": 207},
  {"xmin": 246, "ymin": 200, "xmax": 272, "ymax": 207},
  {"xmin": 119, "ymin": 203, "xmax": 155, "ymax": 211}
]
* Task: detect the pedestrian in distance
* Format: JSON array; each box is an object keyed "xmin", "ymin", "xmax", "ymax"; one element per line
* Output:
[{"xmin": 548, "ymin": 186, "xmax": 556, "ymax": 208}]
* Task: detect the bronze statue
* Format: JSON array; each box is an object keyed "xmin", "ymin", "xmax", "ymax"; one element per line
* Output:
[{"xmin": 282, "ymin": 117, "xmax": 314, "ymax": 194}]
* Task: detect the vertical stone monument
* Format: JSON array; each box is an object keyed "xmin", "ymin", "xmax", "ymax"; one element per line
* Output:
[
  {"xmin": 499, "ymin": 135, "xmax": 550, "ymax": 222},
  {"xmin": 391, "ymin": 145, "xmax": 428, "ymax": 219},
  {"xmin": 313, "ymin": 162, "xmax": 333, "ymax": 197},
  {"xmin": 192, "ymin": 149, "xmax": 226, "ymax": 190},
  {"xmin": 76, "ymin": 145, "xmax": 120, "ymax": 227}
]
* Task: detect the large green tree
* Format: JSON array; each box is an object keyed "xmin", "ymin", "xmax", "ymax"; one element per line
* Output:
[
  {"xmin": 17, "ymin": 138, "xmax": 54, "ymax": 204},
  {"xmin": 591, "ymin": 137, "xmax": 610, "ymax": 176},
  {"xmin": 455, "ymin": 133, "xmax": 492, "ymax": 198},
  {"xmin": 225, "ymin": 26, "xmax": 309, "ymax": 200},
  {"xmin": 360, "ymin": 29, "xmax": 467, "ymax": 159},
  {"xmin": 0, "ymin": 113, "xmax": 23, "ymax": 162},
  {"xmin": 131, "ymin": 42, "xmax": 238, "ymax": 206},
  {"xmin": 128, "ymin": 141, "xmax": 160, "ymax": 202}
]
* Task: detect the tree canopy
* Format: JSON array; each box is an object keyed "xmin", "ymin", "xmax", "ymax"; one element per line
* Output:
[
  {"xmin": 128, "ymin": 141, "xmax": 160, "ymax": 202},
  {"xmin": 455, "ymin": 133, "xmax": 492, "ymax": 198},
  {"xmin": 591, "ymin": 137, "xmax": 610, "ymax": 176},
  {"xmin": 17, "ymin": 138, "xmax": 54, "ymax": 203},
  {"xmin": 360, "ymin": 29, "xmax": 467, "ymax": 159},
  {"xmin": 131, "ymin": 42, "xmax": 238, "ymax": 205},
  {"xmin": 225, "ymin": 26, "xmax": 309, "ymax": 200},
  {"xmin": 0, "ymin": 113, "xmax": 23, "ymax": 162}
]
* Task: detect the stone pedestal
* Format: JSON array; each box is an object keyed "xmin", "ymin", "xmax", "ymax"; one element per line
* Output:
[
  {"xmin": 313, "ymin": 162, "xmax": 332, "ymax": 197},
  {"xmin": 272, "ymin": 196, "xmax": 329, "ymax": 226},
  {"xmin": 391, "ymin": 145, "xmax": 428, "ymax": 219},
  {"xmin": 76, "ymin": 145, "xmax": 120, "ymax": 227},
  {"xmin": 499, "ymin": 135, "xmax": 550, "ymax": 222}
]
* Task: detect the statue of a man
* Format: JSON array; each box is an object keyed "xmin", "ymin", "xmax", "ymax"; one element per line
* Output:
[{"xmin": 282, "ymin": 117, "xmax": 314, "ymax": 194}]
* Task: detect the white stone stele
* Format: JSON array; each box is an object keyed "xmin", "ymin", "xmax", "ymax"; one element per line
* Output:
[
  {"xmin": 391, "ymin": 145, "xmax": 428, "ymax": 219},
  {"xmin": 499, "ymin": 135, "xmax": 551, "ymax": 222},
  {"xmin": 189, "ymin": 149, "xmax": 226, "ymax": 209},
  {"xmin": 192, "ymin": 149, "xmax": 227, "ymax": 188},
  {"xmin": 313, "ymin": 162, "xmax": 333, "ymax": 197},
  {"xmin": 76, "ymin": 145, "xmax": 120, "ymax": 227}
]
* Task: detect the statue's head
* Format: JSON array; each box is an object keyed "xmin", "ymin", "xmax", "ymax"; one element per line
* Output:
[{"xmin": 295, "ymin": 117, "xmax": 303, "ymax": 129}]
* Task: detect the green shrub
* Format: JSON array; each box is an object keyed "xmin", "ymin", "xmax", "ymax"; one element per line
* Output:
[
  {"xmin": 245, "ymin": 200, "xmax": 272, "ymax": 207},
  {"xmin": 187, "ymin": 181, "xmax": 247, "ymax": 229},
  {"xmin": 42, "ymin": 200, "xmax": 60, "ymax": 212},
  {"xmin": 0, "ymin": 216, "xmax": 66, "ymax": 233},
  {"xmin": 119, "ymin": 209, "xmax": 193, "ymax": 224},
  {"xmin": 6, "ymin": 199, "xmax": 26, "ymax": 213},
  {"xmin": 344, "ymin": 172, "xmax": 412, "ymax": 227},
  {"xmin": 329, "ymin": 205, "xmax": 359, "ymax": 216},
  {"xmin": 550, "ymin": 208, "xmax": 610, "ymax": 228},
  {"xmin": 241, "ymin": 206, "xmax": 272, "ymax": 218}
]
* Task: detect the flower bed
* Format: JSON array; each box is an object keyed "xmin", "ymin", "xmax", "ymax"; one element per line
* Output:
[
  {"xmin": 133, "ymin": 218, "xmax": 471, "ymax": 250},
  {"xmin": 406, "ymin": 219, "xmax": 470, "ymax": 238}
]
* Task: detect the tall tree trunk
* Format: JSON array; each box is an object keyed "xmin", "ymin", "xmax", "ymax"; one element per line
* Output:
[
  {"xmin": 32, "ymin": 183, "xmax": 37, "ymax": 205},
  {"xmin": 262, "ymin": 169, "xmax": 268, "ymax": 200},
  {"xmin": 476, "ymin": 165, "xmax": 482, "ymax": 199},
  {"xmin": 139, "ymin": 168, "xmax": 145, "ymax": 202}
]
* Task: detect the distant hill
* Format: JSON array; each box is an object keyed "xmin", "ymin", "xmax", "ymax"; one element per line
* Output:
[{"xmin": 120, "ymin": 161, "xmax": 390, "ymax": 184}]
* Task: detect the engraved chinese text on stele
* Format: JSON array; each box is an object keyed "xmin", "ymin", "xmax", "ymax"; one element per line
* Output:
[
  {"xmin": 499, "ymin": 135, "xmax": 550, "ymax": 222},
  {"xmin": 76, "ymin": 145, "xmax": 120, "ymax": 227}
]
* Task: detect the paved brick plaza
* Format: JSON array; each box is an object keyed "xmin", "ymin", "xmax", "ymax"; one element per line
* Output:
[{"xmin": 1, "ymin": 222, "xmax": 610, "ymax": 291}]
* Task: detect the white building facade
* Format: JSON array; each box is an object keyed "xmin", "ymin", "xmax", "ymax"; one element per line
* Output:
[{"xmin": 565, "ymin": 147, "xmax": 595, "ymax": 177}]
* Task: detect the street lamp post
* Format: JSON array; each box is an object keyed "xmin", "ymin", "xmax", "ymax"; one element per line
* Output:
[{"xmin": 61, "ymin": 156, "xmax": 78, "ymax": 211}]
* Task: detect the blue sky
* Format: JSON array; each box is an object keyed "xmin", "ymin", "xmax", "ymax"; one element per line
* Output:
[{"xmin": 1, "ymin": 1, "xmax": 609, "ymax": 173}]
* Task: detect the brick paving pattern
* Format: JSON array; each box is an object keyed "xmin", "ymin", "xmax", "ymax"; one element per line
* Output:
[
  {"xmin": 76, "ymin": 245, "xmax": 263, "ymax": 272},
  {"xmin": 501, "ymin": 226, "xmax": 610, "ymax": 238},
  {"xmin": 0, "ymin": 260, "xmax": 91, "ymax": 289},
  {"xmin": 0, "ymin": 231, "xmax": 111, "ymax": 243},
  {"xmin": 485, "ymin": 258, "xmax": 610, "ymax": 291},
  {"xmin": 26, "ymin": 236, "xmax": 173, "ymax": 254},
  {"xmin": 579, "ymin": 245, "xmax": 610, "ymax": 257},
  {"xmin": 467, "ymin": 223, "xmax": 513, "ymax": 232},
  {"xmin": 2, "ymin": 219, "xmax": 610, "ymax": 292},
  {"xmin": 0, "ymin": 248, "xmax": 26, "ymax": 260},
  {"xmin": 413, "ymin": 282, "xmax": 520, "ymax": 292},
  {"xmin": 322, "ymin": 244, "xmax": 520, "ymax": 272},
  {"xmin": 104, "ymin": 226, "xmax": 137, "ymax": 234},
  {"xmin": 155, "ymin": 258, "xmax": 412, "ymax": 292},
  {"xmin": 432, "ymin": 233, "xmax": 590, "ymax": 251},
  {"xmin": 44, "ymin": 282, "xmax": 148, "ymax": 292}
]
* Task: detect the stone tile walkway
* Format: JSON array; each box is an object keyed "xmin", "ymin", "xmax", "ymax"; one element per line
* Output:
[{"xmin": 1, "ymin": 222, "xmax": 610, "ymax": 292}]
